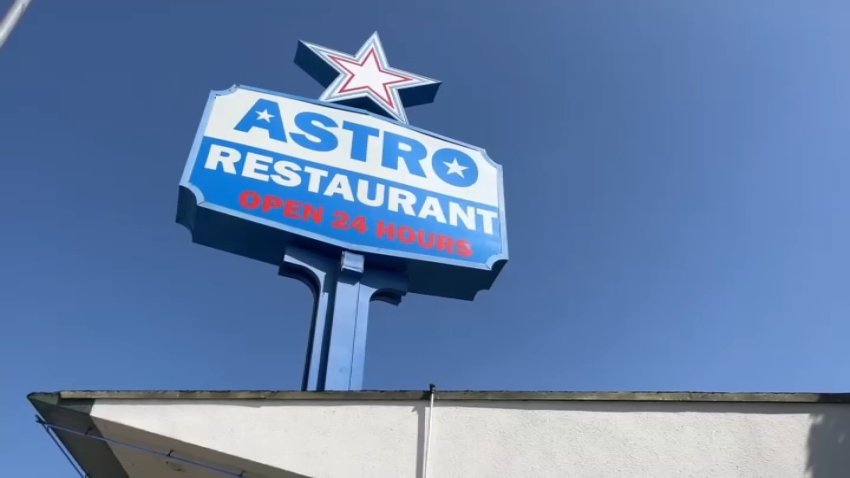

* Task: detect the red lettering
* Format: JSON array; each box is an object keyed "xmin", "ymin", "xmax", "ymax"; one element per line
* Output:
[
  {"xmin": 417, "ymin": 231, "xmax": 436, "ymax": 249},
  {"xmin": 239, "ymin": 190, "xmax": 324, "ymax": 225},
  {"xmin": 284, "ymin": 200, "xmax": 302, "ymax": 219},
  {"xmin": 332, "ymin": 211, "xmax": 349, "ymax": 229},
  {"xmin": 436, "ymin": 235, "xmax": 455, "ymax": 253},
  {"xmin": 372, "ymin": 221, "xmax": 472, "ymax": 258},
  {"xmin": 304, "ymin": 205, "xmax": 324, "ymax": 224},
  {"xmin": 376, "ymin": 221, "xmax": 395, "ymax": 239},
  {"xmin": 351, "ymin": 215, "xmax": 367, "ymax": 234},
  {"xmin": 262, "ymin": 195, "xmax": 284, "ymax": 213},
  {"xmin": 398, "ymin": 226, "xmax": 416, "ymax": 244},
  {"xmin": 239, "ymin": 191, "xmax": 261, "ymax": 209},
  {"xmin": 456, "ymin": 240, "xmax": 473, "ymax": 257}
]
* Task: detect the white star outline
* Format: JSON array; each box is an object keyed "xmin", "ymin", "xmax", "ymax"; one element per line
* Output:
[{"xmin": 299, "ymin": 32, "xmax": 439, "ymax": 124}]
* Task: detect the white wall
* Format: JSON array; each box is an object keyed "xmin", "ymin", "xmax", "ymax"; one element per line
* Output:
[{"xmin": 90, "ymin": 398, "xmax": 850, "ymax": 478}]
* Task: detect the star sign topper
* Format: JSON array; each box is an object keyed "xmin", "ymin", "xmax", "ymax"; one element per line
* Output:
[{"xmin": 294, "ymin": 32, "xmax": 440, "ymax": 124}]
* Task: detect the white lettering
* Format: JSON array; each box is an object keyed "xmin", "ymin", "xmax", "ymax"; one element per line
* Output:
[
  {"xmin": 204, "ymin": 145, "xmax": 241, "ymax": 174},
  {"xmin": 271, "ymin": 160, "xmax": 302, "ymax": 187},
  {"xmin": 387, "ymin": 187, "xmax": 417, "ymax": 216},
  {"xmin": 418, "ymin": 196, "xmax": 447, "ymax": 223},
  {"xmin": 242, "ymin": 152, "xmax": 272, "ymax": 181},
  {"xmin": 303, "ymin": 166, "xmax": 329, "ymax": 193},
  {"xmin": 356, "ymin": 179, "xmax": 385, "ymax": 207},
  {"xmin": 323, "ymin": 174, "xmax": 355, "ymax": 202},
  {"xmin": 449, "ymin": 203, "xmax": 476, "ymax": 231},
  {"xmin": 476, "ymin": 209, "xmax": 499, "ymax": 235}
]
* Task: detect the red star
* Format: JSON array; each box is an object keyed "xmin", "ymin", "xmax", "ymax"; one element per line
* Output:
[{"xmin": 296, "ymin": 32, "xmax": 441, "ymax": 123}]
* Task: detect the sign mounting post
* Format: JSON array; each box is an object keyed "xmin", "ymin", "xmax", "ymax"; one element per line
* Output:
[
  {"xmin": 281, "ymin": 247, "xmax": 406, "ymax": 390},
  {"xmin": 177, "ymin": 32, "xmax": 508, "ymax": 391}
]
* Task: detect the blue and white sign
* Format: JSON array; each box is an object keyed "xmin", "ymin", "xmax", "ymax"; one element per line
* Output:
[{"xmin": 177, "ymin": 34, "xmax": 507, "ymax": 299}]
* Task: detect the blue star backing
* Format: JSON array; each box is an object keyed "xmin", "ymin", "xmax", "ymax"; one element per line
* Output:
[{"xmin": 294, "ymin": 32, "xmax": 441, "ymax": 124}]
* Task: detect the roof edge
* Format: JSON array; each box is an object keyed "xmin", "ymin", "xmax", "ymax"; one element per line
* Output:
[{"xmin": 28, "ymin": 390, "xmax": 850, "ymax": 404}]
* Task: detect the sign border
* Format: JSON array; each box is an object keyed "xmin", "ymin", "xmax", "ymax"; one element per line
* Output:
[{"xmin": 179, "ymin": 84, "xmax": 509, "ymax": 271}]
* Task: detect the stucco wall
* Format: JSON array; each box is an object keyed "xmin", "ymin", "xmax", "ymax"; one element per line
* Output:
[{"xmin": 90, "ymin": 398, "xmax": 850, "ymax": 477}]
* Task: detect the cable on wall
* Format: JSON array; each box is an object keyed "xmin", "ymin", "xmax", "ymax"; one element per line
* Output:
[{"xmin": 423, "ymin": 383, "xmax": 437, "ymax": 478}]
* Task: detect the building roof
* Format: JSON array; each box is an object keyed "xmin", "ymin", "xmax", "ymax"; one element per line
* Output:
[
  {"xmin": 28, "ymin": 389, "xmax": 850, "ymax": 477},
  {"xmin": 30, "ymin": 389, "xmax": 850, "ymax": 403}
]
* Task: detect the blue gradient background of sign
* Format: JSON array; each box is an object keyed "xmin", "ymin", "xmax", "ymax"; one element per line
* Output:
[{"xmin": 190, "ymin": 137, "xmax": 503, "ymax": 265}]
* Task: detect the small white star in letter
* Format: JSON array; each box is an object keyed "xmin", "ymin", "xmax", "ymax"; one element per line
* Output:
[
  {"xmin": 256, "ymin": 109, "xmax": 274, "ymax": 122},
  {"xmin": 444, "ymin": 159, "xmax": 468, "ymax": 178}
]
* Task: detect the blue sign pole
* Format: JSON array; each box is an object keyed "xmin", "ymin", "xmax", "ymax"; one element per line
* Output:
[{"xmin": 281, "ymin": 247, "xmax": 406, "ymax": 390}]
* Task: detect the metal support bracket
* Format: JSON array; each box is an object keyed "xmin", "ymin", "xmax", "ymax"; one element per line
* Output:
[{"xmin": 280, "ymin": 247, "xmax": 407, "ymax": 391}]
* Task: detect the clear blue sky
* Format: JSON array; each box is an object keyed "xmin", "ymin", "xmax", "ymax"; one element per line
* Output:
[{"xmin": 2, "ymin": 0, "xmax": 849, "ymax": 474}]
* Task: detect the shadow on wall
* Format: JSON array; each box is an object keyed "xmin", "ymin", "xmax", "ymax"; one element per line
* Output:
[{"xmin": 807, "ymin": 404, "xmax": 850, "ymax": 477}]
